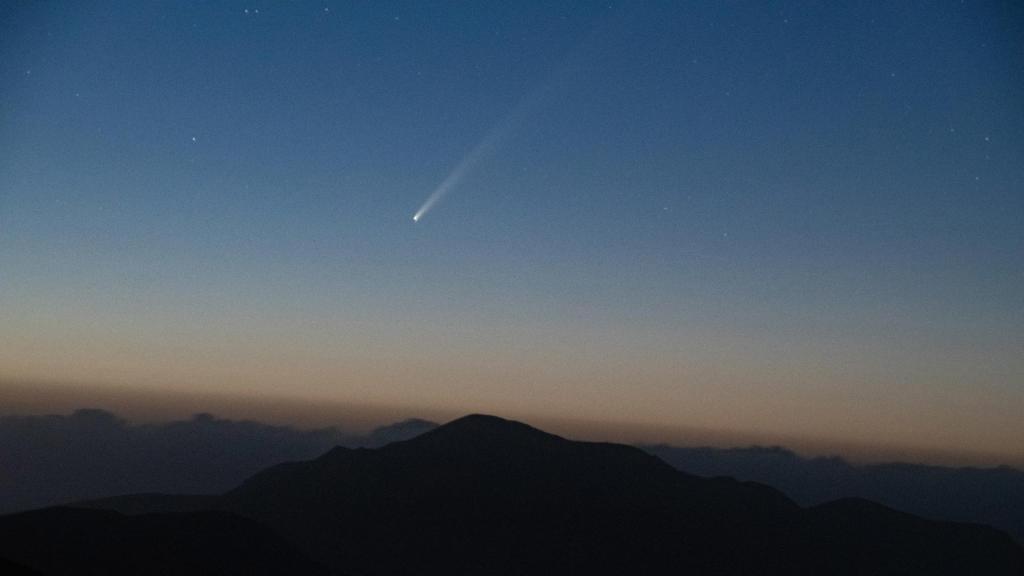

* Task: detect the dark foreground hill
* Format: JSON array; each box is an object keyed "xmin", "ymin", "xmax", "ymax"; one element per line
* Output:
[
  {"xmin": 0, "ymin": 507, "xmax": 333, "ymax": 575},
  {"xmin": 2, "ymin": 414, "xmax": 1022, "ymax": 575}
]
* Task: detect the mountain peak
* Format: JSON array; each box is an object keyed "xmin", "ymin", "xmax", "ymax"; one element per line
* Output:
[
  {"xmin": 438, "ymin": 413, "xmax": 553, "ymax": 435},
  {"xmin": 446, "ymin": 413, "xmax": 532, "ymax": 429},
  {"xmin": 396, "ymin": 413, "xmax": 562, "ymax": 451}
]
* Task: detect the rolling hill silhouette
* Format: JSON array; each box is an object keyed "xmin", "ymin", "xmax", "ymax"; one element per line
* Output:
[
  {"xmin": 0, "ymin": 409, "xmax": 434, "ymax": 514},
  {"xmin": 2, "ymin": 414, "xmax": 1022, "ymax": 575},
  {"xmin": 645, "ymin": 443, "xmax": 1024, "ymax": 542},
  {"xmin": 7, "ymin": 408, "xmax": 1021, "ymax": 544}
]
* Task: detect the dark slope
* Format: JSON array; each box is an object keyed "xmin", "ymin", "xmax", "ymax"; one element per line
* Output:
[
  {"xmin": 220, "ymin": 414, "xmax": 1024, "ymax": 575},
  {"xmin": 0, "ymin": 507, "xmax": 334, "ymax": 576},
  {"xmin": 800, "ymin": 498, "xmax": 1024, "ymax": 574},
  {"xmin": 646, "ymin": 443, "xmax": 1024, "ymax": 542},
  {"xmin": 73, "ymin": 493, "xmax": 218, "ymax": 515}
]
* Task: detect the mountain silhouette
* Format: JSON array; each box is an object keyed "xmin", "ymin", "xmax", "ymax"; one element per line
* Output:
[
  {"xmin": 6, "ymin": 407, "xmax": 1020, "ymax": 545},
  {"xmin": 645, "ymin": 443, "xmax": 1024, "ymax": 542},
  {"xmin": 2, "ymin": 414, "xmax": 1022, "ymax": 575},
  {"xmin": 219, "ymin": 414, "xmax": 1023, "ymax": 575},
  {"xmin": 362, "ymin": 418, "xmax": 438, "ymax": 447}
]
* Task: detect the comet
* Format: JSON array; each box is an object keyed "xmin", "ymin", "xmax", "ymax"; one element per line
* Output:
[
  {"xmin": 411, "ymin": 71, "xmax": 564, "ymax": 223},
  {"xmin": 410, "ymin": 15, "xmax": 613, "ymax": 223},
  {"xmin": 411, "ymin": 116, "xmax": 511, "ymax": 223}
]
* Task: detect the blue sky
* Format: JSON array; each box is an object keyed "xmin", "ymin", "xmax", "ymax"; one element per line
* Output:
[{"xmin": 2, "ymin": 1, "xmax": 1022, "ymax": 461}]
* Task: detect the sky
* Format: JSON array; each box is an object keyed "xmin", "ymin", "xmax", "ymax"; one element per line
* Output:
[{"xmin": 1, "ymin": 1, "xmax": 1022, "ymax": 464}]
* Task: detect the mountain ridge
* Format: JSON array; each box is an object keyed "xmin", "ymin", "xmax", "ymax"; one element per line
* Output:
[
  {"xmin": 3, "ymin": 413, "xmax": 1022, "ymax": 575},
  {"xmin": 216, "ymin": 414, "xmax": 1023, "ymax": 575}
]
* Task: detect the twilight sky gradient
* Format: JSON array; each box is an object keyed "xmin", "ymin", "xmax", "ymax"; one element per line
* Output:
[{"xmin": 2, "ymin": 1, "xmax": 1022, "ymax": 463}]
